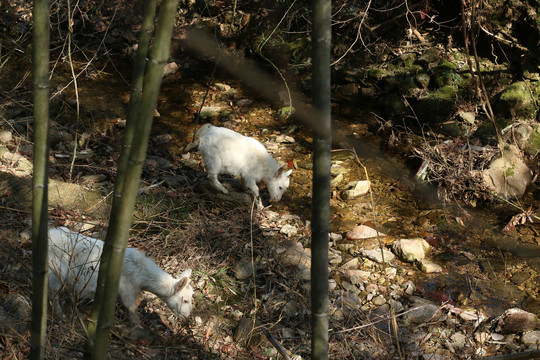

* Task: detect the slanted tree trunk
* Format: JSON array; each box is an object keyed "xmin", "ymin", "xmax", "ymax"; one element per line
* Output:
[
  {"xmin": 86, "ymin": 0, "xmax": 157, "ymax": 342},
  {"xmin": 89, "ymin": 0, "xmax": 180, "ymax": 358},
  {"xmin": 311, "ymin": 0, "xmax": 332, "ymax": 358},
  {"xmin": 30, "ymin": 0, "xmax": 51, "ymax": 358}
]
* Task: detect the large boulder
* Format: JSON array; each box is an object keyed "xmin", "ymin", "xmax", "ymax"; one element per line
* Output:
[{"xmin": 481, "ymin": 145, "xmax": 532, "ymax": 199}]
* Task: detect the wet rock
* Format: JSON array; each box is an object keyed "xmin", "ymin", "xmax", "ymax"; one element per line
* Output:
[
  {"xmin": 392, "ymin": 238, "xmax": 431, "ymax": 262},
  {"xmin": 495, "ymin": 308, "xmax": 540, "ymax": 333},
  {"xmin": 510, "ymin": 271, "xmax": 532, "ymax": 285},
  {"xmin": 521, "ymin": 330, "xmax": 540, "ymax": 346},
  {"xmin": 0, "ymin": 130, "xmax": 13, "ymax": 143},
  {"xmin": 481, "ymin": 145, "xmax": 532, "ymax": 199},
  {"xmin": 417, "ymin": 259, "xmax": 443, "ymax": 273},
  {"xmin": 341, "ymin": 180, "xmax": 371, "ymax": 200},
  {"xmin": 402, "ymin": 297, "xmax": 441, "ymax": 326},
  {"xmin": 0, "ymin": 294, "xmax": 31, "ymax": 335},
  {"xmin": 345, "ymin": 225, "xmax": 385, "ymax": 240},
  {"xmin": 360, "ymin": 249, "xmax": 395, "ymax": 264},
  {"xmin": 234, "ymin": 261, "xmax": 256, "ymax": 280}
]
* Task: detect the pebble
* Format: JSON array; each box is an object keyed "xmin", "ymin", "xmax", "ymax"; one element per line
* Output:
[
  {"xmin": 392, "ymin": 238, "xmax": 431, "ymax": 262},
  {"xmin": 345, "ymin": 225, "xmax": 385, "ymax": 240},
  {"xmin": 280, "ymin": 224, "xmax": 298, "ymax": 236},
  {"xmin": 521, "ymin": 330, "xmax": 540, "ymax": 346},
  {"xmin": 360, "ymin": 249, "xmax": 395, "ymax": 263},
  {"xmin": 495, "ymin": 308, "xmax": 540, "ymax": 333},
  {"xmin": 417, "ymin": 259, "xmax": 443, "ymax": 273},
  {"xmin": 0, "ymin": 130, "xmax": 13, "ymax": 143}
]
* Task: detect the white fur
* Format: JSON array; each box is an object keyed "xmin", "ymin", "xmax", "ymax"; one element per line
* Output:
[
  {"xmin": 195, "ymin": 124, "xmax": 292, "ymax": 207},
  {"xmin": 47, "ymin": 227, "xmax": 193, "ymax": 326}
]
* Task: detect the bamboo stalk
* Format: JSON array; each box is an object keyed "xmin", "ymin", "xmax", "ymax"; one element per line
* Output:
[
  {"xmin": 30, "ymin": 0, "xmax": 51, "ymax": 358},
  {"xmin": 89, "ymin": 0, "xmax": 180, "ymax": 358},
  {"xmin": 311, "ymin": 0, "xmax": 332, "ymax": 358},
  {"xmin": 86, "ymin": 0, "xmax": 157, "ymax": 343}
]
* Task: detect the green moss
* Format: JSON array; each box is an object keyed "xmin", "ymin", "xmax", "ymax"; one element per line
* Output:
[
  {"xmin": 504, "ymin": 165, "xmax": 515, "ymax": 178},
  {"xmin": 368, "ymin": 68, "xmax": 386, "ymax": 80}
]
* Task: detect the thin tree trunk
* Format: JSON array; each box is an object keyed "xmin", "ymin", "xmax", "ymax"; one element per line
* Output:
[
  {"xmin": 311, "ymin": 0, "xmax": 332, "ymax": 358},
  {"xmin": 89, "ymin": 0, "xmax": 180, "ymax": 358},
  {"xmin": 30, "ymin": 0, "xmax": 51, "ymax": 358},
  {"xmin": 86, "ymin": 0, "xmax": 157, "ymax": 342}
]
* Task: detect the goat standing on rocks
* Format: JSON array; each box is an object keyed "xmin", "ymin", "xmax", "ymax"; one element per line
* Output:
[
  {"xmin": 187, "ymin": 123, "xmax": 292, "ymax": 209},
  {"xmin": 47, "ymin": 227, "xmax": 193, "ymax": 327}
]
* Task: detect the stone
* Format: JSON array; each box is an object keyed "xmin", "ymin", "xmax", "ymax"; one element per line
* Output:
[
  {"xmin": 0, "ymin": 130, "xmax": 12, "ymax": 143},
  {"xmin": 280, "ymin": 224, "xmax": 298, "ymax": 237},
  {"xmin": 162, "ymin": 62, "xmax": 179, "ymax": 77},
  {"xmin": 417, "ymin": 259, "xmax": 443, "ymax": 273},
  {"xmin": 450, "ymin": 332, "xmax": 467, "ymax": 349},
  {"xmin": 481, "ymin": 145, "xmax": 532, "ymax": 199},
  {"xmin": 153, "ymin": 134, "xmax": 173, "ymax": 145},
  {"xmin": 341, "ymin": 258, "xmax": 359, "ymax": 269},
  {"xmin": 199, "ymin": 106, "xmax": 222, "ymax": 119},
  {"xmin": 392, "ymin": 238, "xmax": 431, "ymax": 262},
  {"xmin": 343, "ymin": 269, "xmax": 371, "ymax": 284},
  {"xmin": 457, "ymin": 111, "xmax": 476, "ymax": 125},
  {"xmin": 360, "ymin": 249, "xmax": 395, "ymax": 264},
  {"xmin": 521, "ymin": 330, "xmax": 540, "ymax": 346},
  {"xmin": 215, "ymin": 83, "xmax": 231, "ymax": 91},
  {"xmin": 372, "ymin": 295, "xmax": 386, "ymax": 306},
  {"xmin": 341, "ymin": 180, "xmax": 371, "ymax": 200},
  {"xmin": 276, "ymin": 241, "xmax": 311, "ymax": 268},
  {"xmin": 234, "ymin": 261, "xmax": 256, "ymax": 280},
  {"xmin": 0, "ymin": 294, "xmax": 31, "ymax": 335},
  {"xmin": 496, "ymin": 81, "xmax": 537, "ymax": 118},
  {"xmin": 345, "ymin": 225, "xmax": 385, "ymax": 240},
  {"xmin": 402, "ymin": 297, "xmax": 441, "ymax": 326},
  {"xmin": 495, "ymin": 308, "xmax": 540, "ymax": 334},
  {"xmin": 278, "ymin": 106, "xmax": 295, "ymax": 119}
]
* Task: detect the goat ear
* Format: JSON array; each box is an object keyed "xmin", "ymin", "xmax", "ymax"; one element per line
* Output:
[
  {"xmin": 176, "ymin": 269, "xmax": 192, "ymax": 292},
  {"xmin": 284, "ymin": 169, "xmax": 292, "ymax": 177}
]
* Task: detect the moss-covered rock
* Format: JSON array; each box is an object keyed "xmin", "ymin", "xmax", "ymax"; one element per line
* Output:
[
  {"xmin": 414, "ymin": 86, "xmax": 458, "ymax": 124},
  {"xmin": 496, "ymin": 81, "xmax": 537, "ymax": 118}
]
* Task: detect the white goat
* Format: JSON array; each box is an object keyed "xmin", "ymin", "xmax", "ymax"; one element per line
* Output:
[
  {"xmin": 47, "ymin": 227, "xmax": 193, "ymax": 326},
  {"xmin": 191, "ymin": 124, "xmax": 292, "ymax": 208}
]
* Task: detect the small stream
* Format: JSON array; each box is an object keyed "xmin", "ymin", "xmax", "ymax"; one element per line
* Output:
[{"xmin": 58, "ymin": 56, "xmax": 540, "ymax": 318}]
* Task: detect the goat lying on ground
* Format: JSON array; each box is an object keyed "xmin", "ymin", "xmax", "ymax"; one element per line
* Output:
[
  {"xmin": 188, "ymin": 124, "xmax": 292, "ymax": 209},
  {"xmin": 48, "ymin": 227, "xmax": 193, "ymax": 327}
]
